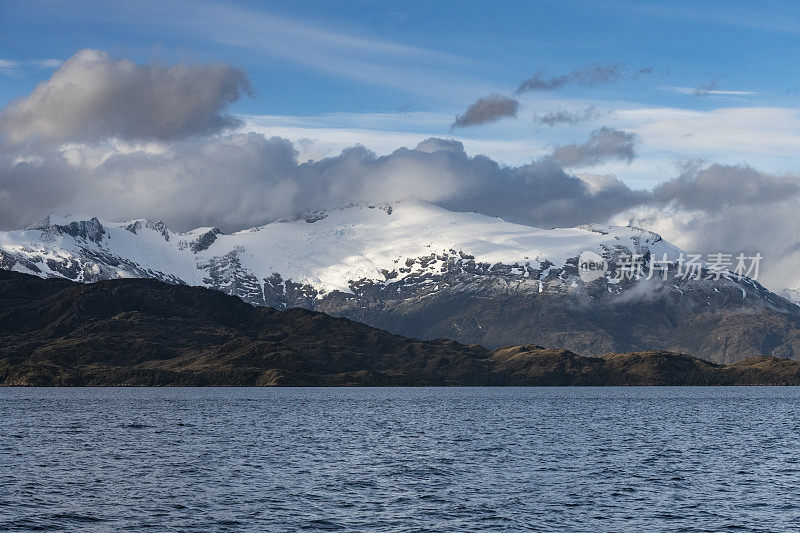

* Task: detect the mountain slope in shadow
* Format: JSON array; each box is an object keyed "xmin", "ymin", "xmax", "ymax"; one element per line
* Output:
[{"xmin": 2, "ymin": 270, "xmax": 800, "ymax": 386}]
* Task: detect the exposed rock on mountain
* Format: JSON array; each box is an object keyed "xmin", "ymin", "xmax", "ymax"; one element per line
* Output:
[
  {"xmin": 3, "ymin": 270, "xmax": 800, "ymax": 386},
  {"xmin": 1, "ymin": 203, "xmax": 797, "ymax": 363}
]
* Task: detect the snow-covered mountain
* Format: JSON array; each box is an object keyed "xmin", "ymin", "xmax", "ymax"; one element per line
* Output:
[
  {"xmin": 781, "ymin": 288, "xmax": 800, "ymax": 306},
  {"xmin": 0, "ymin": 201, "xmax": 681, "ymax": 299},
  {"xmin": 2, "ymin": 201, "xmax": 798, "ymax": 362}
]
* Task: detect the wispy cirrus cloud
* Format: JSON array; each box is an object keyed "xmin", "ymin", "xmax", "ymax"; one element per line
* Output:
[
  {"xmin": 31, "ymin": 59, "xmax": 62, "ymax": 69},
  {"xmin": 585, "ymin": 0, "xmax": 800, "ymax": 37},
  {"xmin": 0, "ymin": 58, "xmax": 65, "ymax": 77},
  {"xmin": 616, "ymin": 106, "xmax": 799, "ymax": 156},
  {"xmin": 45, "ymin": 0, "xmax": 489, "ymax": 100},
  {"xmin": 658, "ymin": 85, "xmax": 756, "ymax": 97},
  {"xmin": 0, "ymin": 60, "xmax": 22, "ymax": 77}
]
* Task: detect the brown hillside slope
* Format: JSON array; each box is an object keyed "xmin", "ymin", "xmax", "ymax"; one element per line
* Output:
[{"xmin": 2, "ymin": 271, "xmax": 800, "ymax": 386}]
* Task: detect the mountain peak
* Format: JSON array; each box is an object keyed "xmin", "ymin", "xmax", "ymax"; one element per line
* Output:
[
  {"xmin": 124, "ymin": 219, "xmax": 172, "ymax": 241},
  {"xmin": 0, "ymin": 201, "xmax": 686, "ymax": 295},
  {"xmin": 0, "ymin": 202, "xmax": 796, "ymax": 362}
]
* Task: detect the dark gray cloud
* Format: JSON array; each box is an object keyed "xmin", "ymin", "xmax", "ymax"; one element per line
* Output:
[
  {"xmin": 0, "ymin": 49, "xmax": 251, "ymax": 146},
  {"xmin": 7, "ymin": 133, "xmax": 796, "ymax": 286},
  {"xmin": 516, "ymin": 64, "xmax": 623, "ymax": 94},
  {"xmin": 0, "ymin": 148, "xmax": 83, "ymax": 230},
  {"xmin": 621, "ymin": 199, "xmax": 800, "ymax": 291},
  {"xmin": 439, "ymin": 158, "xmax": 647, "ymax": 229},
  {"xmin": 550, "ymin": 127, "xmax": 637, "ymax": 168},
  {"xmin": 0, "ymin": 53, "xmax": 647, "ymax": 232},
  {"xmin": 620, "ymin": 164, "xmax": 800, "ymax": 291},
  {"xmin": 652, "ymin": 163, "xmax": 800, "ymax": 210},
  {"xmin": 451, "ymin": 94, "xmax": 519, "ymax": 128},
  {"xmin": 535, "ymin": 107, "xmax": 603, "ymax": 127},
  {"xmin": 0, "ymin": 130, "xmax": 647, "ymax": 232}
]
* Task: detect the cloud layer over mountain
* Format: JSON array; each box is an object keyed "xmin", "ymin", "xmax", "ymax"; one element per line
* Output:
[
  {"xmin": 1, "ymin": 50, "xmax": 799, "ymax": 291},
  {"xmin": 0, "ymin": 130, "xmax": 645, "ymax": 233}
]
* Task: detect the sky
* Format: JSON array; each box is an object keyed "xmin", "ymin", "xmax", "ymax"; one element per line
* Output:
[
  {"xmin": 5, "ymin": 0, "xmax": 800, "ymax": 180},
  {"xmin": 2, "ymin": 0, "xmax": 800, "ymax": 291}
]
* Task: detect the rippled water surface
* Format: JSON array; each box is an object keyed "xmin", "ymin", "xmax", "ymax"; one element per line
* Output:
[{"xmin": 2, "ymin": 387, "xmax": 800, "ymax": 531}]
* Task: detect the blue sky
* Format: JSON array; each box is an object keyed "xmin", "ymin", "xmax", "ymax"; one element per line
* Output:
[{"xmin": 3, "ymin": 0, "xmax": 800, "ymax": 185}]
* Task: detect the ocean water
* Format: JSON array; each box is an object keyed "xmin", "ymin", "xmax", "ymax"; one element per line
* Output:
[{"xmin": 1, "ymin": 387, "xmax": 799, "ymax": 532}]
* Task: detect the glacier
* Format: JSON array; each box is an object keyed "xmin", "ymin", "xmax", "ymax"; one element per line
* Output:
[{"xmin": 0, "ymin": 201, "xmax": 686, "ymax": 304}]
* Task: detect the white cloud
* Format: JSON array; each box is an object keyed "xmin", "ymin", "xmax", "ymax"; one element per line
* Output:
[
  {"xmin": 613, "ymin": 202, "xmax": 800, "ymax": 293},
  {"xmin": 242, "ymin": 113, "xmax": 550, "ymax": 164},
  {"xmin": 618, "ymin": 106, "xmax": 800, "ymax": 155},
  {"xmin": 241, "ymin": 104, "xmax": 800, "ymax": 186},
  {"xmin": 657, "ymin": 85, "xmax": 756, "ymax": 96},
  {"xmin": 31, "ymin": 59, "xmax": 62, "ymax": 69},
  {"xmin": 0, "ymin": 60, "xmax": 21, "ymax": 76}
]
